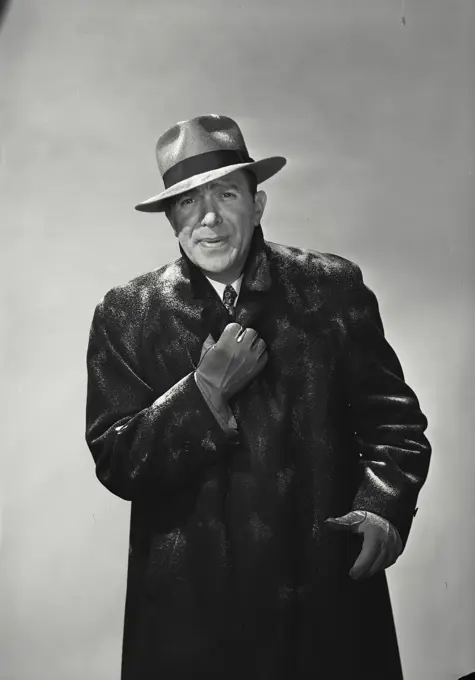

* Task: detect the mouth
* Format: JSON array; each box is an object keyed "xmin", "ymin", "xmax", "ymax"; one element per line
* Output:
[{"xmin": 200, "ymin": 237, "xmax": 228, "ymax": 248}]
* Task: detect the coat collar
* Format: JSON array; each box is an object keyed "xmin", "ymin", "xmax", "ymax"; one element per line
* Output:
[{"xmin": 177, "ymin": 224, "xmax": 273, "ymax": 342}]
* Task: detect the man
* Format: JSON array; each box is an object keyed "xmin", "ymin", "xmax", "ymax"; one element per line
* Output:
[{"xmin": 85, "ymin": 114, "xmax": 431, "ymax": 679}]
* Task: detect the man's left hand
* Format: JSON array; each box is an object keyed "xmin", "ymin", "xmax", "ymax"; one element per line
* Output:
[{"xmin": 325, "ymin": 511, "xmax": 403, "ymax": 580}]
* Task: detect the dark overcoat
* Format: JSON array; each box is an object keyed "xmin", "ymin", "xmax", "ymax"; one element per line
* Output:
[{"xmin": 85, "ymin": 225, "xmax": 431, "ymax": 680}]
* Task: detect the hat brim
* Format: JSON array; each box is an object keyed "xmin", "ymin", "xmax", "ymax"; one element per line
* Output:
[{"xmin": 134, "ymin": 156, "xmax": 287, "ymax": 213}]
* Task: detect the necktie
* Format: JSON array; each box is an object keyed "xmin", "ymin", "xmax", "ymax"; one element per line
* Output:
[{"xmin": 223, "ymin": 285, "xmax": 237, "ymax": 319}]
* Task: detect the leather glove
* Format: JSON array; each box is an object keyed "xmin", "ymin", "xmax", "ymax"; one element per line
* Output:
[
  {"xmin": 195, "ymin": 322, "xmax": 268, "ymax": 403},
  {"xmin": 194, "ymin": 333, "xmax": 239, "ymax": 437},
  {"xmin": 325, "ymin": 510, "xmax": 403, "ymax": 580}
]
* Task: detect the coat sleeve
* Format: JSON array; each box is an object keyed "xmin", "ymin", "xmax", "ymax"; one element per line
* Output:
[
  {"xmin": 85, "ymin": 288, "xmax": 236, "ymax": 502},
  {"xmin": 341, "ymin": 265, "xmax": 432, "ymax": 549}
]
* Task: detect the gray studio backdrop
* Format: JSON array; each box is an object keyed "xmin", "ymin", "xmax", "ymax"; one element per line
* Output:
[{"xmin": 1, "ymin": 1, "xmax": 473, "ymax": 679}]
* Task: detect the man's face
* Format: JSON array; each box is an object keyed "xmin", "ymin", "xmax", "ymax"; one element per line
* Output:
[{"xmin": 167, "ymin": 169, "xmax": 267, "ymax": 283}]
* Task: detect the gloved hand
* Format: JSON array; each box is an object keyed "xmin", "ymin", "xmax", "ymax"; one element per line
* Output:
[
  {"xmin": 195, "ymin": 323, "xmax": 268, "ymax": 403},
  {"xmin": 325, "ymin": 510, "xmax": 403, "ymax": 580}
]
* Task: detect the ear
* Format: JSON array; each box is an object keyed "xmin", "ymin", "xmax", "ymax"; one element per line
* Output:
[{"xmin": 253, "ymin": 190, "xmax": 267, "ymax": 226}]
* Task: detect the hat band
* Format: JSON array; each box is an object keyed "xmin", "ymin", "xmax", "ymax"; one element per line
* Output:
[{"xmin": 162, "ymin": 149, "xmax": 254, "ymax": 189}]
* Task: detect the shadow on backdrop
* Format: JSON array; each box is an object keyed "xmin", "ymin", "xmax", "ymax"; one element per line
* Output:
[{"xmin": 0, "ymin": 0, "xmax": 11, "ymax": 31}]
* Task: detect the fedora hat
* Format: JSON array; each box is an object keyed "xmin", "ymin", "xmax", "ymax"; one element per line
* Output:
[{"xmin": 134, "ymin": 114, "xmax": 287, "ymax": 213}]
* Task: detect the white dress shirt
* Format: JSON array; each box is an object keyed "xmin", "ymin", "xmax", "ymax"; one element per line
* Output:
[{"xmin": 205, "ymin": 275, "xmax": 243, "ymax": 307}]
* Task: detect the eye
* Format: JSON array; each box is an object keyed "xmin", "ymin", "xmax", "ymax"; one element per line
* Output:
[
  {"xmin": 222, "ymin": 191, "xmax": 237, "ymax": 199},
  {"xmin": 179, "ymin": 196, "xmax": 194, "ymax": 206}
]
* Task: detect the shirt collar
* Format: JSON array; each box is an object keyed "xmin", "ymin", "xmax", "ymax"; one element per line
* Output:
[{"xmin": 205, "ymin": 275, "xmax": 244, "ymax": 301}]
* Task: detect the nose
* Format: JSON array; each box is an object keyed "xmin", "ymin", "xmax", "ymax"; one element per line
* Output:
[
  {"xmin": 201, "ymin": 211, "xmax": 220, "ymax": 228},
  {"xmin": 200, "ymin": 192, "xmax": 221, "ymax": 228}
]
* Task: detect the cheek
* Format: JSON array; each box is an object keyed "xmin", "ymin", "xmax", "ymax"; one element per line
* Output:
[
  {"xmin": 171, "ymin": 203, "xmax": 200, "ymax": 227},
  {"xmin": 173, "ymin": 216, "xmax": 196, "ymax": 240},
  {"xmin": 224, "ymin": 206, "xmax": 255, "ymax": 233}
]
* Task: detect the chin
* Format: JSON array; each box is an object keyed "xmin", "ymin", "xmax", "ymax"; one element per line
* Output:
[
  {"xmin": 199, "ymin": 255, "xmax": 234, "ymax": 272},
  {"xmin": 194, "ymin": 243, "xmax": 235, "ymax": 262}
]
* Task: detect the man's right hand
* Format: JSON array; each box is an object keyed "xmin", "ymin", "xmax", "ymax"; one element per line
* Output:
[{"xmin": 195, "ymin": 323, "xmax": 268, "ymax": 402}]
